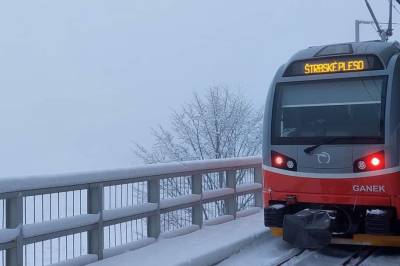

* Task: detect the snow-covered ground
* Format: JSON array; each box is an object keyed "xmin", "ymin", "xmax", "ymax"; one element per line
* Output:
[
  {"xmin": 217, "ymin": 233, "xmax": 300, "ymax": 266},
  {"xmin": 218, "ymin": 233, "xmax": 400, "ymax": 266},
  {"xmin": 87, "ymin": 211, "xmax": 400, "ymax": 266},
  {"xmin": 88, "ymin": 212, "xmax": 267, "ymax": 266}
]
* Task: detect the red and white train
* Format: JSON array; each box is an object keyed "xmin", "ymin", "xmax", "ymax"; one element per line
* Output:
[{"xmin": 263, "ymin": 41, "xmax": 400, "ymax": 248}]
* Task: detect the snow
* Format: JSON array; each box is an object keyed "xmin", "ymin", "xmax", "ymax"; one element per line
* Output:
[
  {"xmin": 204, "ymin": 215, "xmax": 234, "ymax": 226},
  {"xmin": 22, "ymin": 214, "xmax": 99, "ymax": 238},
  {"xmin": 236, "ymin": 183, "xmax": 262, "ymax": 193},
  {"xmin": 0, "ymin": 157, "xmax": 261, "ymax": 194},
  {"xmin": 160, "ymin": 194, "xmax": 201, "ymax": 209},
  {"xmin": 236, "ymin": 207, "xmax": 261, "ymax": 218},
  {"xmin": 202, "ymin": 188, "xmax": 234, "ymax": 200},
  {"xmin": 0, "ymin": 228, "xmax": 20, "ymax": 243},
  {"xmin": 366, "ymin": 209, "xmax": 386, "ymax": 215},
  {"xmin": 103, "ymin": 238, "xmax": 156, "ymax": 259},
  {"xmin": 49, "ymin": 254, "xmax": 98, "ymax": 266},
  {"xmin": 280, "ymin": 247, "xmax": 359, "ymax": 265},
  {"xmin": 103, "ymin": 203, "xmax": 158, "ymax": 221},
  {"xmin": 217, "ymin": 233, "xmax": 299, "ymax": 266},
  {"xmin": 361, "ymin": 248, "xmax": 400, "ymax": 266},
  {"xmin": 159, "ymin": 225, "xmax": 200, "ymax": 239},
  {"xmin": 270, "ymin": 204, "xmax": 286, "ymax": 210},
  {"xmin": 88, "ymin": 212, "xmax": 266, "ymax": 266}
]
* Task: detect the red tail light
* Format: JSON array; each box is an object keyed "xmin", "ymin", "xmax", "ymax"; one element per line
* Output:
[
  {"xmin": 354, "ymin": 151, "xmax": 385, "ymax": 172},
  {"xmin": 271, "ymin": 151, "xmax": 297, "ymax": 171},
  {"xmin": 370, "ymin": 157, "xmax": 381, "ymax": 167},
  {"xmin": 274, "ymin": 156, "xmax": 284, "ymax": 166}
]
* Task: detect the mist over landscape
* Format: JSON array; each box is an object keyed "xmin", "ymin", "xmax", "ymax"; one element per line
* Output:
[{"xmin": 0, "ymin": 0, "xmax": 394, "ymax": 177}]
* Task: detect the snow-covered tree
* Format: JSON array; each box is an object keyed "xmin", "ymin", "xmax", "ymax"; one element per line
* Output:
[
  {"xmin": 135, "ymin": 86, "xmax": 263, "ymax": 228},
  {"xmin": 135, "ymin": 86, "xmax": 262, "ymax": 163}
]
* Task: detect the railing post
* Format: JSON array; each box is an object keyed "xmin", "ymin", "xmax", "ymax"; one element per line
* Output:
[
  {"xmin": 225, "ymin": 170, "xmax": 237, "ymax": 218},
  {"xmin": 147, "ymin": 179, "xmax": 160, "ymax": 238},
  {"xmin": 254, "ymin": 165, "xmax": 263, "ymax": 208},
  {"xmin": 88, "ymin": 183, "xmax": 104, "ymax": 260},
  {"xmin": 191, "ymin": 173, "xmax": 203, "ymax": 227},
  {"xmin": 6, "ymin": 193, "xmax": 23, "ymax": 266}
]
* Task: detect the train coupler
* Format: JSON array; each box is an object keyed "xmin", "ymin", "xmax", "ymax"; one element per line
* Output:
[{"xmin": 283, "ymin": 209, "xmax": 332, "ymax": 249}]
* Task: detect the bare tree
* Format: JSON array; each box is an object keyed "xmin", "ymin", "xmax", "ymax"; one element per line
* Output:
[
  {"xmin": 135, "ymin": 86, "xmax": 263, "ymax": 228},
  {"xmin": 136, "ymin": 86, "xmax": 262, "ymax": 162}
]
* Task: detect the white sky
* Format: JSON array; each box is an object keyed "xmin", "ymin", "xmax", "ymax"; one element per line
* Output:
[{"xmin": 0, "ymin": 0, "xmax": 397, "ymax": 177}]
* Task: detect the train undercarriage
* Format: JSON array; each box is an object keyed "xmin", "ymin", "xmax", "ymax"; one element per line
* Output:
[{"xmin": 264, "ymin": 202, "xmax": 400, "ymax": 248}]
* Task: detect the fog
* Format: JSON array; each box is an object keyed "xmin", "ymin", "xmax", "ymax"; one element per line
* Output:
[{"xmin": 0, "ymin": 0, "xmax": 395, "ymax": 176}]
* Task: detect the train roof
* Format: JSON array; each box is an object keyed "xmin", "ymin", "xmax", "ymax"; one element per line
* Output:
[{"xmin": 288, "ymin": 41, "xmax": 400, "ymax": 67}]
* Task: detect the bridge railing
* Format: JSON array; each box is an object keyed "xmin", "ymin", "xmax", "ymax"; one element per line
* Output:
[{"xmin": 0, "ymin": 156, "xmax": 263, "ymax": 266}]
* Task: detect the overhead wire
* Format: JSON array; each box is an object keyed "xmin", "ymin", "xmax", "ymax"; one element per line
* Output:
[
  {"xmin": 390, "ymin": 0, "xmax": 400, "ymax": 15},
  {"xmin": 388, "ymin": 0, "xmax": 400, "ymax": 37},
  {"xmin": 365, "ymin": 0, "xmax": 400, "ymax": 37}
]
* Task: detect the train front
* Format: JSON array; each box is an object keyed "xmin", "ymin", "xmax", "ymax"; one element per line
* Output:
[{"xmin": 263, "ymin": 41, "xmax": 400, "ymax": 248}]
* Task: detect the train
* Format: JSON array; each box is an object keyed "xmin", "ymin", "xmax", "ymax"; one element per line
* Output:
[{"xmin": 262, "ymin": 41, "xmax": 400, "ymax": 248}]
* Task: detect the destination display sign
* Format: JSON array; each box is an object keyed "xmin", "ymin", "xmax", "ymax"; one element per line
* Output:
[
  {"xmin": 304, "ymin": 60, "xmax": 364, "ymax": 74},
  {"xmin": 283, "ymin": 55, "xmax": 383, "ymax": 77}
]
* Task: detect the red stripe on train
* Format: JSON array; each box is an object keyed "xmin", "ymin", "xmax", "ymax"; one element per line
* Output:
[{"xmin": 262, "ymin": 169, "xmax": 400, "ymax": 219}]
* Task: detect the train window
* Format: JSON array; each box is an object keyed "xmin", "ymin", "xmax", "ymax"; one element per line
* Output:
[
  {"xmin": 315, "ymin": 44, "xmax": 353, "ymax": 57},
  {"xmin": 272, "ymin": 77, "xmax": 385, "ymax": 145}
]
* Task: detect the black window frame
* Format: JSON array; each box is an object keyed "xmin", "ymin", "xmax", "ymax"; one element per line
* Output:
[{"xmin": 271, "ymin": 76, "xmax": 388, "ymax": 145}]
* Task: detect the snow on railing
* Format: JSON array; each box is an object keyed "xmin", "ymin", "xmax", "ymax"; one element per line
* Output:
[{"xmin": 0, "ymin": 156, "xmax": 262, "ymax": 266}]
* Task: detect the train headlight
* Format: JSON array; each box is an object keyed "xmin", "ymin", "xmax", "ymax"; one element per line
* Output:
[
  {"xmin": 370, "ymin": 157, "xmax": 381, "ymax": 167},
  {"xmin": 354, "ymin": 151, "xmax": 384, "ymax": 172},
  {"xmin": 271, "ymin": 151, "xmax": 297, "ymax": 171}
]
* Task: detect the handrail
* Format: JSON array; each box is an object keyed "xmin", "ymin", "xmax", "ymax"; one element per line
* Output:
[
  {"xmin": 0, "ymin": 156, "xmax": 263, "ymax": 266},
  {"xmin": 0, "ymin": 156, "xmax": 261, "ymax": 194}
]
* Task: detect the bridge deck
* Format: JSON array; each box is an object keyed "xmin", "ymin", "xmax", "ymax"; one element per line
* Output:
[
  {"xmin": 88, "ymin": 212, "xmax": 265, "ymax": 266},
  {"xmin": 87, "ymin": 210, "xmax": 400, "ymax": 266}
]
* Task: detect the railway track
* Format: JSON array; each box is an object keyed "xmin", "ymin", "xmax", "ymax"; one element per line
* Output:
[
  {"xmin": 217, "ymin": 232, "xmax": 400, "ymax": 266},
  {"xmin": 279, "ymin": 246, "xmax": 375, "ymax": 266}
]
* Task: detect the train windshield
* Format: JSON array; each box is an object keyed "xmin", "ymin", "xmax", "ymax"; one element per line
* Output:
[{"xmin": 272, "ymin": 77, "xmax": 385, "ymax": 144}]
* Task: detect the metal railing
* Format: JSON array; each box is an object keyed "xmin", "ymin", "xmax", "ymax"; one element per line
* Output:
[{"xmin": 0, "ymin": 156, "xmax": 263, "ymax": 266}]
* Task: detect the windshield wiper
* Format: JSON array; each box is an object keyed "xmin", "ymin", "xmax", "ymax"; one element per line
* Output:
[
  {"xmin": 304, "ymin": 137, "xmax": 343, "ymax": 154},
  {"xmin": 303, "ymin": 137, "xmax": 378, "ymax": 154}
]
